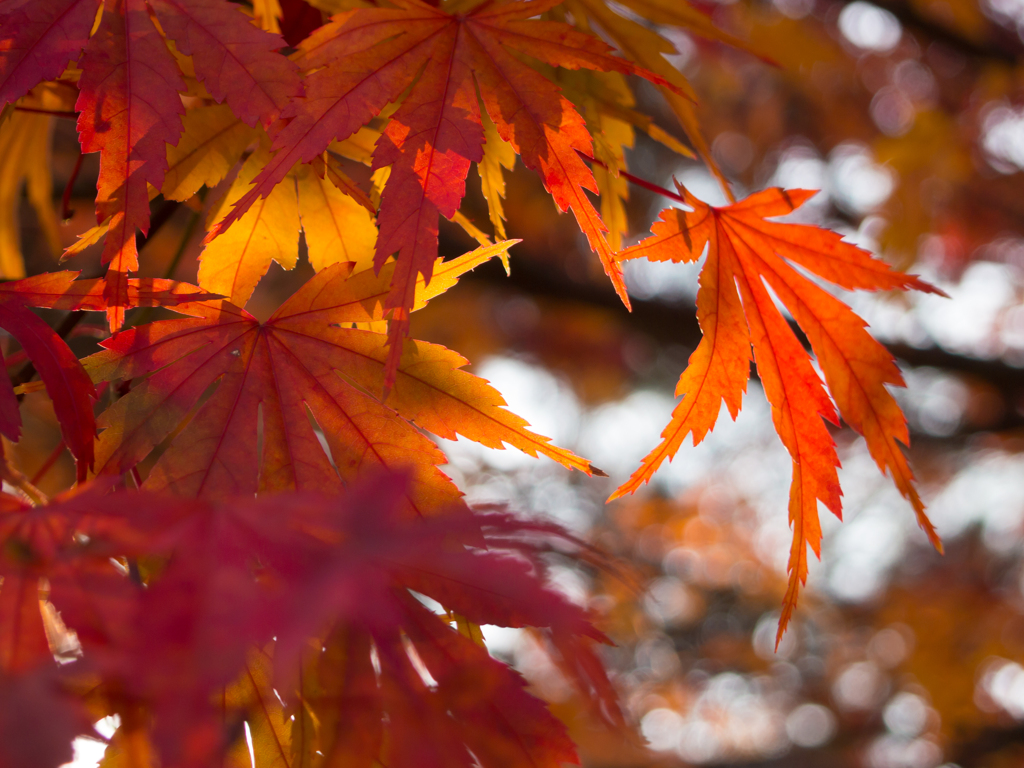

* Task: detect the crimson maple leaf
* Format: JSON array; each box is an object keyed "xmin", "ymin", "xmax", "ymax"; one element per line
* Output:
[
  {"xmin": 209, "ymin": 0, "xmax": 685, "ymax": 385},
  {"xmin": 0, "ymin": 479, "xmax": 172, "ymax": 675},
  {"xmin": 25, "ymin": 474, "xmax": 617, "ymax": 768},
  {"xmin": 613, "ymin": 184, "xmax": 944, "ymax": 641},
  {"xmin": 0, "ymin": 0, "xmax": 303, "ymax": 330},
  {"xmin": 0, "ymin": 665, "xmax": 90, "ymax": 768},
  {"xmin": 0, "ymin": 272, "xmax": 214, "ymax": 481}
]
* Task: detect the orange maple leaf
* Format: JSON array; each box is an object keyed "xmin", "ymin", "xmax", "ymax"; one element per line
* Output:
[
  {"xmin": 209, "ymin": 0, "xmax": 684, "ymax": 387},
  {"xmin": 612, "ymin": 184, "xmax": 944, "ymax": 642},
  {"xmin": 84, "ymin": 244, "xmax": 601, "ymax": 509}
]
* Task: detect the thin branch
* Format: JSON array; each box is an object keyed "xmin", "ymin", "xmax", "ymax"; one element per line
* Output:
[
  {"xmin": 14, "ymin": 106, "xmax": 78, "ymax": 118},
  {"xmin": 0, "ymin": 439, "xmax": 47, "ymax": 506},
  {"xmin": 61, "ymin": 151, "xmax": 85, "ymax": 221},
  {"xmin": 460, "ymin": 254, "xmax": 1024, "ymax": 438},
  {"xmin": 129, "ymin": 193, "xmax": 204, "ymax": 329},
  {"xmin": 829, "ymin": 0, "xmax": 1024, "ymax": 64},
  {"xmin": 137, "ymin": 199, "xmax": 181, "ymax": 252},
  {"xmin": 30, "ymin": 441, "xmax": 65, "ymax": 485},
  {"xmin": 10, "ymin": 199, "xmax": 182, "ymax": 392},
  {"xmin": 163, "ymin": 191, "xmax": 206, "ymax": 280}
]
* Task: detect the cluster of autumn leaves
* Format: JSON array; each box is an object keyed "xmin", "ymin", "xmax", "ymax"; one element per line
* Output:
[
  {"xmin": 0, "ymin": 0, "xmax": 945, "ymax": 762},
  {"xmin": 0, "ymin": 473, "xmax": 623, "ymax": 765}
]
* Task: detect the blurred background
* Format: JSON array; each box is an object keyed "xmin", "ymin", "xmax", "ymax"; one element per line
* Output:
[{"xmin": 7, "ymin": 0, "xmax": 1024, "ymax": 765}]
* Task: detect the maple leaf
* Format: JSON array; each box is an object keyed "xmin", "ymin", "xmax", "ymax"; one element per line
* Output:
[
  {"xmin": 200, "ymin": 144, "xmax": 377, "ymax": 308},
  {"xmin": 147, "ymin": 0, "xmax": 302, "ymax": 129},
  {"xmin": 568, "ymin": 0, "xmax": 766, "ymax": 192},
  {"xmin": 0, "ymin": 479, "xmax": 167, "ymax": 675},
  {"xmin": 0, "ymin": 275, "xmax": 100, "ymax": 480},
  {"xmin": 0, "ymin": 490, "xmax": 52, "ymax": 674},
  {"xmin": 0, "ymin": 272, "xmax": 217, "ymax": 481},
  {"xmin": 560, "ymin": 70, "xmax": 636, "ymax": 252},
  {"xmin": 84, "ymin": 244, "xmax": 601, "ymax": 511},
  {"xmin": 74, "ymin": 0, "xmax": 188, "ymax": 332},
  {"xmin": 266, "ymin": 474, "xmax": 609, "ymax": 767},
  {"xmin": 612, "ymin": 184, "xmax": 944, "ymax": 640},
  {"xmin": 0, "ymin": 665, "xmax": 91, "ymax": 768},
  {"xmin": 33, "ymin": 474, "xmax": 615, "ymax": 768},
  {"xmin": 161, "ymin": 104, "xmax": 261, "ymax": 204},
  {"xmin": 208, "ymin": 0, "xmax": 684, "ymax": 386},
  {"xmin": 0, "ymin": 0, "xmax": 303, "ymax": 329},
  {"xmin": 0, "ymin": 0, "xmax": 99, "ymax": 111},
  {"xmin": 59, "ymin": 103, "xmax": 262, "ymax": 263}
]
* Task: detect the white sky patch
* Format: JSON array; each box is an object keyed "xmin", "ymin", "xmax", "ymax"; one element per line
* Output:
[
  {"xmin": 623, "ymin": 257, "xmax": 702, "ymax": 301},
  {"xmin": 983, "ymin": 0, "xmax": 1024, "ymax": 26},
  {"xmin": 850, "ymin": 259, "xmax": 1024, "ymax": 363},
  {"xmin": 441, "ymin": 356, "xmax": 581, "ymax": 474},
  {"xmin": 772, "ymin": 144, "xmax": 829, "ymax": 204},
  {"xmin": 828, "ymin": 143, "xmax": 895, "ymax": 214},
  {"xmin": 982, "ymin": 102, "xmax": 1024, "ymax": 173},
  {"xmin": 838, "ymin": 2, "xmax": 903, "ymax": 52},
  {"xmin": 979, "ymin": 658, "xmax": 1024, "ymax": 719},
  {"xmin": 61, "ymin": 716, "xmax": 119, "ymax": 768},
  {"xmin": 786, "ymin": 704, "xmax": 838, "ymax": 747}
]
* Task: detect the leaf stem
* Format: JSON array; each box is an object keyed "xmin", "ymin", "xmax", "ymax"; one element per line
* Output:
[
  {"xmin": 163, "ymin": 196, "xmax": 205, "ymax": 281},
  {"xmin": 30, "ymin": 441, "xmax": 65, "ymax": 485},
  {"xmin": 0, "ymin": 439, "xmax": 48, "ymax": 506},
  {"xmin": 580, "ymin": 151, "xmax": 689, "ymax": 206},
  {"xmin": 129, "ymin": 192, "xmax": 205, "ymax": 329},
  {"xmin": 61, "ymin": 151, "xmax": 85, "ymax": 222}
]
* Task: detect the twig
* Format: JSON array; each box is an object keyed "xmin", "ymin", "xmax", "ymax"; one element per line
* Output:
[
  {"xmin": 580, "ymin": 150, "xmax": 690, "ymax": 206},
  {"xmin": 136, "ymin": 199, "xmax": 180, "ymax": 252},
  {"xmin": 30, "ymin": 441, "xmax": 65, "ymax": 485},
  {"xmin": 0, "ymin": 438, "xmax": 48, "ymax": 506},
  {"xmin": 61, "ymin": 151, "xmax": 85, "ymax": 221},
  {"xmin": 13, "ymin": 106, "xmax": 78, "ymax": 118},
  {"xmin": 163, "ymin": 193, "xmax": 205, "ymax": 280}
]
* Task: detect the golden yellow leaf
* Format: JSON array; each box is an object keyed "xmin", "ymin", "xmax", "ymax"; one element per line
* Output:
[
  {"xmin": 0, "ymin": 110, "xmax": 59, "ymax": 278},
  {"xmin": 163, "ymin": 104, "xmax": 259, "ymax": 202},
  {"xmin": 252, "ymin": 0, "xmax": 282, "ymax": 33},
  {"xmin": 295, "ymin": 160, "xmax": 377, "ymax": 273},
  {"xmin": 571, "ymin": 0, "xmax": 732, "ymax": 191},
  {"xmin": 478, "ymin": 112, "xmax": 515, "ymax": 242},
  {"xmin": 98, "ymin": 726, "xmax": 157, "ymax": 768},
  {"xmin": 565, "ymin": 70, "xmax": 635, "ymax": 252},
  {"xmin": 225, "ymin": 649, "xmax": 292, "ymax": 768},
  {"xmin": 201, "ymin": 146, "xmax": 379, "ymax": 307},
  {"xmin": 65, "ymin": 105, "xmax": 258, "ymax": 263},
  {"xmin": 200, "ymin": 145, "xmax": 301, "ymax": 307},
  {"xmin": 328, "ymin": 126, "xmax": 380, "ymax": 167}
]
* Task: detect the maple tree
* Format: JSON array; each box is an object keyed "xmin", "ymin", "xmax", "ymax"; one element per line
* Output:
[{"xmin": 0, "ymin": 0, "xmax": 1015, "ymax": 763}]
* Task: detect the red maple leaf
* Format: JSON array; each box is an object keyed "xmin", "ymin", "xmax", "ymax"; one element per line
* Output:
[
  {"xmin": 0, "ymin": 0, "xmax": 302, "ymax": 330},
  {"xmin": 0, "ymin": 272, "xmax": 213, "ymax": 480},
  {"xmin": 21, "ymin": 474, "xmax": 617, "ymax": 767}
]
